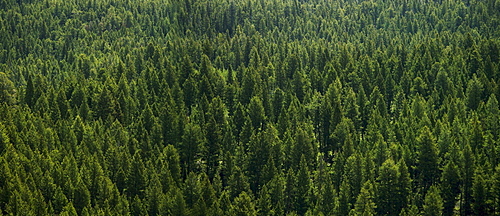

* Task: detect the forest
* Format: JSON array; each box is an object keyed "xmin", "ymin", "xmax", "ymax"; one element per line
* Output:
[{"xmin": 0, "ymin": 0, "xmax": 500, "ymax": 215}]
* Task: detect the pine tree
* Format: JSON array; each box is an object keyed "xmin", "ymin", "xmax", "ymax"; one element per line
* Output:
[
  {"xmin": 96, "ymin": 87, "xmax": 116, "ymax": 121},
  {"xmin": 180, "ymin": 122, "xmax": 205, "ymax": 176},
  {"xmin": 422, "ymin": 185, "xmax": 443, "ymax": 216},
  {"xmin": 466, "ymin": 75, "xmax": 483, "ymax": 110},
  {"xmin": 376, "ymin": 158, "xmax": 400, "ymax": 216},
  {"xmin": 0, "ymin": 122, "xmax": 9, "ymax": 155},
  {"xmin": 230, "ymin": 191, "xmax": 257, "ymax": 216},
  {"xmin": 248, "ymin": 96, "xmax": 266, "ymax": 130},
  {"xmin": 416, "ymin": 126, "xmax": 439, "ymax": 190},
  {"xmin": 461, "ymin": 144, "xmax": 475, "ymax": 215},
  {"xmin": 472, "ymin": 166, "xmax": 488, "ymax": 215},
  {"xmin": 168, "ymin": 187, "xmax": 187, "ymax": 216},
  {"xmin": 440, "ymin": 160, "xmax": 460, "ymax": 216},
  {"xmin": 256, "ymin": 184, "xmax": 273, "ymax": 216},
  {"xmin": 493, "ymin": 164, "xmax": 500, "ymax": 215},
  {"xmin": 295, "ymin": 155, "xmax": 312, "ymax": 215},
  {"xmin": 127, "ymin": 153, "xmax": 147, "ymax": 198},
  {"xmin": 0, "ymin": 72, "xmax": 16, "ymax": 105},
  {"xmin": 163, "ymin": 145, "xmax": 182, "ymax": 186},
  {"xmin": 349, "ymin": 180, "xmax": 376, "ymax": 216},
  {"xmin": 25, "ymin": 74, "xmax": 35, "ymax": 108},
  {"xmin": 396, "ymin": 158, "xmax": 411, "ymax": 211}
]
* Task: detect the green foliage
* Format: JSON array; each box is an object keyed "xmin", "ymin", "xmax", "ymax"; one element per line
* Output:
[
  {"xmin": 440, "ymin": 161, "xmax": 460, "ymax": 216},
  {"xmin": 349, "ymin": 180, "xmax": 376, "ymax": 216},
  {"xmin": 416, "ymin": 126, "xmax": 440, "ymax": 190},
  {"xmin": 0, "ymin": 0, "xmax": 499, "ymax": 214},
  {"xmin": 422, "ymin": 185, "xmax": 444, "ymax": 216},
  {"xmin": 376, "ymin": 158, "xmax": 407, "ymax": 216}
]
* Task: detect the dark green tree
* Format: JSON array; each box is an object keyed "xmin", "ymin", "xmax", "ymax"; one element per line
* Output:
[
  {"xmin": 376, "ymin": 158, "xmax": 400, "ymax": 216},
  {"xmin": 349, "ymin": 180, "xmax": 376, "ymax": 216},
  {"xmin": 440, "ymin": 160, "xmax": 460, "ymax": 216},
  {"xmin": 230, "ymin": 191, "xmax": 257, "ymax": 216},
  {"xmin": 472, "ymin": 166, "xmax": 489, "ymax": 216},
  {"xmin": 416, "ymin": 126, "xmax": 439, "ymax": 190},
  {"xmin": 466, "ymin": 75, "xmax": 483, "ymax": 110},
  {"xmin": 422, "ymin": 185, "xmax": 444, "ymax": 216},
  {"xmin": 180, "ymin": 122, "xmax": 206, "ymax": 175},
  {"xmin": 0, "ymin": 72, "xmax": 16, "ymax": 105},
  {"xmin": 461, "ymin": 144, "xmax": 475, "ymax": 215}
]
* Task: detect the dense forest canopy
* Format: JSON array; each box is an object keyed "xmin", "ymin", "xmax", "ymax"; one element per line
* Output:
[{"xmin": 1, "ymin": 0, "xmax": 500, "ymax": 215}]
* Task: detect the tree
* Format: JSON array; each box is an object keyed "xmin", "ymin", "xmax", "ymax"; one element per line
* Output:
[
  {"xmin": 247, "ymin": 124, "xmax": 278, "ymax": 193},
  {"xmin": 96, "ymin": 87, "xmax": 116, "ymax": 120},
  {"xmin": 0, "ymin": 122, "xmax": 9, "ymax": 154},
  {"xmin": 466, "ymin": 75, "xmax": 483, "ymax": 110},
  {"xmin": 166, "ymin": 186, "xmax": 187, "ymax": 216},
  {"xmin": 199, "ymin": 172, "xmax": 217, "ymax": 210},
  {"xmin": 248, "ymin": 96, "xmax": 266, "ymax": 130},
  {"xmin": 440, "ymin": 161, "xmax": 460, "ymax": 216},
  {"xmin": 339, "ymin": 152, "xmax": 363, "ymax": 215},
  {"xmin": 376, "ymin": 159, "xmax": 401, "ymax": 216},
  {"xmin": 267, "ymin": 174, "xmax": 286, "ymax": 215},
  {"xmin": 292, "ymin": 68, "xmax": 308, "ymax": 102},
  {"xmin": 205, "ymin": 96, "xmax": 228, "ymax": 179},
  {"xmin": 472, "ymin": 166, "xmax": 489, "ymax": 215},
  {"xmin": 396, "ymin": 158, "xmax": 411, "ymax": 211},
  {"xmin": 52, "ymin": 186, "xmax": 69, "ymax": 214},
  {"xmin": 434, "ymin": 69, "xmax": 452, "ymax": 105},
  {"xmin": 416, "ymin": 126, "xmax": 439, "ymax": 190},
  {"xmin": 422, "ymin": 185, "xmax": 444, "ymax": 216},
  {"xmin": 25, "ymin": 74, "xmax": 35, "ymax": 108},
  {"xmin": 493, "ymin": 164, "xmax": 500, "ymax": 215},
  {"xmin": 60, "ymin": 202, "xmax": 78, "ymax": 216},
  {"xmin": 162, "ymin": 145, "xmax": 182, "ymax": 186},
  {"xmin": 73, "ymin": 182, "xmax": 91, "ymax": 215},
  {"xmin": 127, "ymin": 153, "xmax": 147, "ymax": 198},
  {"xmin": 183, "ymin": 74, "xmax": 199, "ymax": 109},
  {"xmin": 0, "ymin": 72, "xmax": 16, "ymax": 105},
  {"xmin": 295, "ymin": 155, "xmax": 312, "ymax": 215},
  {"xmin": 183, "ymin": 172, "xmax": 202, "ymax": 211},
  {"xmin": 257, "ymin": 184, "xmax": 273, "ymax": 216},
  {"xmin": 331, "ymin": 118, "xmax": 356, "ymax": 157},
  {"xmin": 484, "ymin": 94, "xmax": 499, "ymax": 140},
  {"xmin": 228, "ymin": 165, "xmax": 251, "ymax": 200},
  {"xmin": 320, "ymin": 81, "xmax": 342, "ymax": 159},
  {"xmin": 349, "ymin": 180, "xmax": 376, "ymax": 216},
  {"xmin": 461, "ymin": 144, "xmax": 475, "ymax": 215},
  {"xmin": 180, "ymin": 122, "xmax": 206, "ymax": 176},
  {"xmin": 230, "ymin": 191, "xmax": 257, "ymax": 216},
  {"xmin": 2, "ymin": 0, "xmax": 500, "ymax": 215}
]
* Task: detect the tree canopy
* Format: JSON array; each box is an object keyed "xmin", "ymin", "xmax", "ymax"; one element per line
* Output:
[{"xmin": 0, "ymin": 0, "xmax": 499, "ymax": 215}]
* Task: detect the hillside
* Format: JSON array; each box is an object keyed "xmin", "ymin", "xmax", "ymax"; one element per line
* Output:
[{"xmin": 0, "ymin": 0, "xmax": 500, "ymax": 215}]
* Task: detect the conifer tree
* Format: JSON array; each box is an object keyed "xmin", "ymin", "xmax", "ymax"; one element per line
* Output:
[
  {"xmin": 441, "ymin": 160, "xmax": 460, "ymax": 216},
  {"xmin": 349, "ymin": 180, "xmax": 376, "ymax": 216},
  {"xmin": 422, "ymin": 185, "xmax": 444, "ymax": 216},
  {"xmin": 416, "ymin": 126, "xmax": 439, "ymax": 190}
]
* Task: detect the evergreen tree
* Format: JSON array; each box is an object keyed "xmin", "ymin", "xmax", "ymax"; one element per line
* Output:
[
  {"xmin": 493, "ymin": 164, "xmax": 500, "ymax": 215},
  {"xmin": 295, "ymin": 155, "xmax": 312, "ymax": 215},
  {"xmin": 466, "ymin": 76, "xmax": 483, "ymax": 110},
  {"xmin": 440, "ymin": 160, "xmax": 460, "ymax": 216},
  {"xmin": 461, "ymin": 144, "xmax": 475, "ymax": 215},
  {"xmin": 422, "ymin": 185, "xmax": 444, "ymax": 216},
  {"xmin": 349, "ymin": 180, "xmax": 377, "ymax": 216},
  {"xmin": 230, "ymin": 191, "xmax": 257, "ymax": 216},
  {"xmin": 0, "ymin": 72, "xmax": 16, "ymax": 105},
  {"xmin": 416, "ymin": 126, "xmax": 439, "ymax": 190},
  {"xmin": 0, "ymin": 0, "xmax": 499, "ymax": 214},
  {"xmin": 472, "ymin": 166, "xmax": 489, "ymax": 215},
  {"xmin": 180, "ymin": 122, "xmax": 206, "ymax": 175},
  {"xmin": 376, "ymin": 159, "xmax": 400, "ymax": 216}
]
